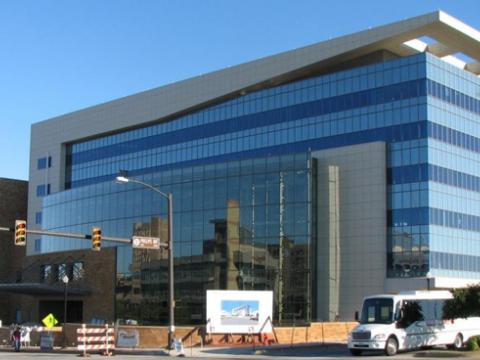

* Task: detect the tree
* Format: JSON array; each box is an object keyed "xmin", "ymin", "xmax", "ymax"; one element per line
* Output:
[{"xmin": 443, "ymin": 284, "xmax": 480, "ymax": 320}]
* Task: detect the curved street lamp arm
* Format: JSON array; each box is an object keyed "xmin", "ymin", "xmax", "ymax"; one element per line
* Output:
[{"xmin": 127, "ymin": 178, "xmax": 169, "ymax": 199}]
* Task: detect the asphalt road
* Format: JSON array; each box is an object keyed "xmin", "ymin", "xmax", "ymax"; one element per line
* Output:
[{"xmin": 0, "ymin": 347, "xmax": 475, "ymax": 359}]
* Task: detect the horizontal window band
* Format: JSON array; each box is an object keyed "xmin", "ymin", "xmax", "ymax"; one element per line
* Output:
[
  {"xmin": 67, "ymin": 121, "xmax": 426, "ymax": 188},
  {"xmin": 67, "ymin": 79, "xmax": 427, "ymax": 166},
  {"xmin": 389, "ymin": 207, "xmax": 480, "ymax": 233}
]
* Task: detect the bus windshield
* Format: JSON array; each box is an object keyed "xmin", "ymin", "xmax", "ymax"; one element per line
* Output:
[{"xmin": 360, "ymin": 298, "xmax": 394, "ymax": 324}]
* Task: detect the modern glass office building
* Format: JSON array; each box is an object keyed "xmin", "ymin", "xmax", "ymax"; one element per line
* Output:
[{"xmin": 29, "ymin": 11, "xmax": 480, "ymax": 325}]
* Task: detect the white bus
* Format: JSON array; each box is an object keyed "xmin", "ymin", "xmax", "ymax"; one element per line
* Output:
[{"xmin": 348, "ymin": 290, "xmax": 480, "ymax": 356}]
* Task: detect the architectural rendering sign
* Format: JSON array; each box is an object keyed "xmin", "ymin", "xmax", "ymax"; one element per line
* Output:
[{"xmin": 206, "ymin": 290, "xmax": 273, "ymax": 334}]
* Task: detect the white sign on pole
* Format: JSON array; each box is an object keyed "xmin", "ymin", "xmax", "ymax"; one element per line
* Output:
[
  {"xmin": 206, "ymin": 290, "xmax": 273, "ymax": 334},
  {"xmin": 131, "ymin": 236, "xmax": 161, "ymax": 250},
  {"xmin": 40, "ymin": 333, "xmax": 54, "ymax": 350},
  {"xmin": 174, "ymin": 338, "xmax": 185, "ymax": 356}
]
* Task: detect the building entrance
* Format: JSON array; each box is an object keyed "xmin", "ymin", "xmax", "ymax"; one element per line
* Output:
[{"xmin": 39, "ymin": 300, "xmax": 83, "ymax": 323}]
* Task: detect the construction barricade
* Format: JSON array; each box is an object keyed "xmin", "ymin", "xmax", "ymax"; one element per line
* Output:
[{"xmin": 77, "ymin": 324, "xmax": 115, "ymax": 357}]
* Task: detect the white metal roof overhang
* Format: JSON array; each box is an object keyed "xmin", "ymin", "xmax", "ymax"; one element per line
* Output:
[
  {"xmin": 0, "ymin": 283, "xmax": 91, "ymax": 296},
  {"xmin": 33, "ymin": 11, "xmax": 480, "ymax": 143}
]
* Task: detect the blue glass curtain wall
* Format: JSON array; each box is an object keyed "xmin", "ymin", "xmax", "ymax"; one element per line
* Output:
[
  {"xmin": 65, "ymin": 77, "xmax": 480, "ymax": 190},
  {"xmin": 388, "ymin": 163, "xmax": 480, "ymax": 193},
  {"xmin": 66, "ymin": 78, "xmax": 479, "ymax": 170},
  {"xmin": 65, "ymin": 53, "xmax": 431, "ymax": 189},
  {"xmin": 58, "ymin": 54, "xmax": 433, "ymax": 285},
  {"xmin": 44, "ymin": 153, "xmax": 314, "ymax": 325},
  {"xmin": 67, "ymin": 79, "xmax": 427, "ymax": 167},
  {"xmin": 67, "ymin": 121, "xmax": 428, "ymax": 189}
]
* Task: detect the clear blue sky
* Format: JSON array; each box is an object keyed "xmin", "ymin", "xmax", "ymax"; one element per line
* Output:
[{"xmin": 1, "ymin": 0, "xmax": 479, "ymax": 181}]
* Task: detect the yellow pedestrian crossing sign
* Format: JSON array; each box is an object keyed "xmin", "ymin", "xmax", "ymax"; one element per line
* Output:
[{"xmin": 42, "ymin": 313, "xmax": 59, "ymax": 328}]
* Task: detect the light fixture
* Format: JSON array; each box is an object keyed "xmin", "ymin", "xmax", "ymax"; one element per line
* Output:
[{"xmin": 116, "ymin": 170, "xmax": 129, "ymax": 183}]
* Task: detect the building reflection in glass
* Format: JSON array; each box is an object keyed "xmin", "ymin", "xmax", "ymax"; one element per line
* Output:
[
  {"xmin": 41, "ymin": 154, "xmax": 312, "ymax": 325},
  {"xmin": 115, "ymin": 153, "xmax": 313, "ymax": 325}
]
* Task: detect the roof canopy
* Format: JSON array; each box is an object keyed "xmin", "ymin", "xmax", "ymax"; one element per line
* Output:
[
  {"xmin": 32, "ymin": 11, "xmax": 480, "ymax": 145},
  {"xmin": 0, "ymin": 283, "xmax": 91, "ymax": 296},
  {"xmin": 398, "ymin": 12, "xmax": 480, "ymax": 75}
]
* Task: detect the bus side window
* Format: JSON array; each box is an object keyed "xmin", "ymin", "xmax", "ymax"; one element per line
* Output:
[
  {"xmin": 397, "ymin": 300, "xmax": 424, "ymax": 328},
  {"xmin": 434, "ymin": 299, "xmax": 445, "ymax": 320},
  {"xmin": 418, "ymin": 299, "xmax": 444, "ymax": 321}
]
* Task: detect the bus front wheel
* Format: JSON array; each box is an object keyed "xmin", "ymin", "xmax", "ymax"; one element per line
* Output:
[
  {"xmin": 452, "ymin": 333, "xmax": 463, "ymax": 350},
  {"xmin": 349, "ymin": 349, "xmax": 362, "ymax": 356},
  {"xmin": 385, "ymin": 336, "xmax": 398, "ymax": 356}
]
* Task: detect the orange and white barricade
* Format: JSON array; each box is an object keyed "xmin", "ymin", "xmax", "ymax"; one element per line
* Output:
[{"xmin": 77, "ymin": 324, "xmax": 115, "ymax": 357}]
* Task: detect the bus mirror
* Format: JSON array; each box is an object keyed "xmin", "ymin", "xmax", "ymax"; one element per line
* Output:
[{"xmin": 354, "ymin": 311, "xmax": 359, "ymax": 321}]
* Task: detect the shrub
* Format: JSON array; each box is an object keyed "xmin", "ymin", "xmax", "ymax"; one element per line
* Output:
[{"xmin": 466, "ymin": 336, "xmax": 480, "ymax": 351}]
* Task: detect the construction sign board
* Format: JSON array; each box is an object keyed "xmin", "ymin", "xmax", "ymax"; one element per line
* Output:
[{"xmin": 206, "ymin": 290, "xmax": 273, "ymax": 334}]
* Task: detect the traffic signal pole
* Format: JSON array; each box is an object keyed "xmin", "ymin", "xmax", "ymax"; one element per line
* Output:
[
  {"xmin": 26, "ymin": 229, "xmax": 132, "ymax": 244},
  {"xmin": 0, "ymin": 227, "xmax": 168, "ymax": 248}
]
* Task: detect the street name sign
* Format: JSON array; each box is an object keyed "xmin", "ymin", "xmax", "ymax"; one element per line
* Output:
[{"xmin": 132, "ymin": 236, "xmax": 161, "ymax": 250}]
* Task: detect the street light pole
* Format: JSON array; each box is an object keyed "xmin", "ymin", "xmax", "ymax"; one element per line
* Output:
[
  {"xmin": 167, "ymin": 192, "xmax": 174, "ymax": 348},
  {"xmin": 116, "ymin": 170, "xmax": 175, "ymax": 349},
  {"xmin": 62, "ymin": 275, "xmax": 69, "ymax": 347}
]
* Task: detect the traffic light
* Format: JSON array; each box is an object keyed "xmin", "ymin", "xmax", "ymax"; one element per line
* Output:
[
  {"xmin": 14, "ymin": 220, "xmax": 27, "ymax": 246},
  {"xmin": 92, "ymin": 227, "xmax": 102, "ymax": 251}
]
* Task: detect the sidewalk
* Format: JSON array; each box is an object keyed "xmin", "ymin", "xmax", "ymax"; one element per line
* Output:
[{"xmin": 0, "ymin": 342, "xmax": 347, "ymax": 357}]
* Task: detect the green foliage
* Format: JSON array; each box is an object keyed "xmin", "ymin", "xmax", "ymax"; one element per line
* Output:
[
  {"xmin": 466, "ymin": 336, "xmax": 480, "ymax": 351},
  {"xmin": 443, "ymin": 284, "xmax": 480, "ymax": 320}
]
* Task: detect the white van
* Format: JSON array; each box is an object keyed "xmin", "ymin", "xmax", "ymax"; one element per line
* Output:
[{"xmin": 348, "ymin": 290, "xmax": 480, "ymax": 356}]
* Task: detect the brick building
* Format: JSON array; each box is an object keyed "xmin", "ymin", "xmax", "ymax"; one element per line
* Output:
[
  {"xmin": 0, "ymin": 178, "xmax": 28, "ymax": 324},
  {"xmin": 0, "ymin": 177, "xmax": 116, "ymax": 325},
  {"xmin": 11, "ymin": 248, "xmax": 116, "ymax": 324}
]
